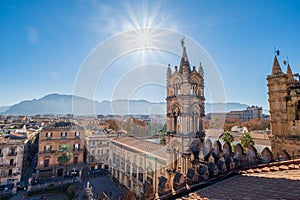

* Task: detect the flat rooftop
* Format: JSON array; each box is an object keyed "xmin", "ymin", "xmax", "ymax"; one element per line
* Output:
[
  {"xmin": 112, "ymin": 136, "xmax": 166, "ymax": 160},
  {"xmin": 182, "ymin": 167, "xmax": 300, "ymax": 199}
]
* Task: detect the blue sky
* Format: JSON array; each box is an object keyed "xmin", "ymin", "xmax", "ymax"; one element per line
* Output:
[{"xmin": 0, "ymin": 0, "xmax": 300, "ymax": 110}]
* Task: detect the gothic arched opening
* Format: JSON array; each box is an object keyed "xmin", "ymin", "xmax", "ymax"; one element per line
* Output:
[{"xmin": 295, "ymin": 100, "xmax": 300, "ymax": 120}]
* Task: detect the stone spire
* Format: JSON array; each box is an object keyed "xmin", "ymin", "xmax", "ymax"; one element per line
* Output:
[
  {"xmin": 286, "ymin": 64, "xmax": 294, "ymax": 80},
  {"xmin": 180, "ymin": 47, "xmax": 190, "ymax": 68},
  {"xmin": 271, "ymin": 56, "xmax": 282, "ymax": 75},
  {"xmin": 199, "ymin": 62, "xmax": 204, "ymax": 78},
  {"xmin": 167, "ymin": 64, "xmax": 171, "ymax": 84},
  {"xmin": 179, "ymin": 37, "xmax": 190, "ymax": 77}
]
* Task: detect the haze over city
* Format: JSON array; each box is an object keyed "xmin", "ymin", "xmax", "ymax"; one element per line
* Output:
[{"xmin": 1, "ymin": 0, "xmax": 300, "ymax": 110}]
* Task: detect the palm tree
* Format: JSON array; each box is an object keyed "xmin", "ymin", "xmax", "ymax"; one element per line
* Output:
[
  {"xmin": 57, "ymin": 144, "xmax": 73, "ymax": 188},
  {"xmin": 57, "ymin": 144, "xmax": 73, "ymax": 164},
  {"xmin": 221, "ymin": 131, "xmax": 234, "ymax": 144},
  {"xmin": 240, "ymin": 131, "xmax": 255, "ymax": 149}
]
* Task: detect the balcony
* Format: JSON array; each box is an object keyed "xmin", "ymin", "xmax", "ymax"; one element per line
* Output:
[
  {"xmin": 73, "ymin": 148, "xmax": 80, "ymax": 152},
  {"xmin": 41, "ymin": 150, "xmax": 55, "ymax": 154}
]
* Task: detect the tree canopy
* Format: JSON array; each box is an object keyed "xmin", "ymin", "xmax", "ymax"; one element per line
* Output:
[{"xmin": 57, "ymin": 144, "xmax": 73, "ymax": 164}]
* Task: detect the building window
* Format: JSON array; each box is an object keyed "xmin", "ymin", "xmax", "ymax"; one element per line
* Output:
[
  {"xmin": 113, "ymin": 153, "xmax": 116, "ymax": 164},
  {"xmin": 0, "ymin": 149, "xmax": 2, "ymax": 156},
  {"xmin": 73, "ymin": 156, "xmax": 78, "ymax": 164},
  {"xmin": 75, "ymin": 132, "xmax": 80, "ymax": 137},
  {"xmin": 44, "ymin": 159, "xmax": 49, "ymax": 167},
  {"xmin": 92, "ymin": 141, "xmax": 95, "ymax": 146},
  {"xmin": 44, "ymin": 146, "xmax": 51, "ymax": 153},
  {"xmin": 132, "ymin": 164, "xmax": 137, "ymax": 179},
  {"xmin": 91, "ymin": 150, "xmax": 95, "ymax": 155},
  {"xmin": 8, "ymin": 169, "xmax": 12, "ymax": 176},
  {"xmin": 106, "ymin": 149, "xmax": 109, "ymax": 154},
  {"xmin": 126, "ymin": 161, "xmax": 130, "ymax": 175},
  {"xmin": 61, "ymin": 132, "xmax": 67, "ymax": 137},
  {"xmin": 10, "ymin": 148, "xmax": 16, "ymax": 156},
  {"xmin": 138, "ymin": 169, "xmax": 143, "ymax": 182},
  {"xmin": 46, "ymin": 132, "xmax": 52, "ymax": 138},
  {"xmin": 10, "ymin": 159, "xmax": 14, "ymax": 166},
  {"xmin": 74, "ymin": 144, "xmax": 80, "ymax": 151},
  {"xmin": 98, "ymin": 149, "xmax": 101, "ymax": 155},
  {"xmin": 121, "ymin": 158, "xmax": 125, "ymax": 171},
  {"xmin": 99, "ymin": 141, "xmax": 102, "ymax": 145},
  {"xmin": 296, "ymin": 101, "xmax": 300, "ymax": 120}
]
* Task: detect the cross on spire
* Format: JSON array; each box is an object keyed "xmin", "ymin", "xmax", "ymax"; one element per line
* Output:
[{"xmin": 180, "ymin": 36, "xmax": 185, "ymax": 48}]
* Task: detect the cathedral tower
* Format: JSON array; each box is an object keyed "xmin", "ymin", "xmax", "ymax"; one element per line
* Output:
[
  {"xmin": 267, "ymin": 55, "xmax": 300, "ymax": 159},
  {"xmin": 166, "ymin": 38, "xmax": 205, "ymax": 175}
]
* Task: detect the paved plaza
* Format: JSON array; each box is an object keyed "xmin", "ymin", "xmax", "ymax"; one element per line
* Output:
[{"xmin": 81, "ymin": 176, "xmax": 122, "ymax": 199}]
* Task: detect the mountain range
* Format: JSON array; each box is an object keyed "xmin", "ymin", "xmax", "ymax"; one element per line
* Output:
[{"xmin": 1, "ymin": 93, "xmax": 257, "ymax": 115}]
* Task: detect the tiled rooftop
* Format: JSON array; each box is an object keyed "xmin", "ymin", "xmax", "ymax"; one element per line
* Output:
[
  {"xmin": 112, "ymin": 136, "xmax": 166, "ymax": 160},
  {"xmin": 43, "ymin": 122, "xmax": 84, "ymax": 131},
  {"xmin": 180, "ymin": 164, "xmax": 300, "ymax": 199}
]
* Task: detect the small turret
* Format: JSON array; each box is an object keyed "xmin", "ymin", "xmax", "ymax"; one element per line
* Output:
[
  {"xmin": 199, "ymin": 62, "xmax": 204, "ymax": 78},
  {"xmin": 286, "ymin": 64, "xmax": 294, "ymax": 80},
  {"xmin": 179, "ymin": 37, "xmax": 190, "ymax": 77},
  {"xmin": 271, "ymin": 56, "xmax": 283, "ymax": 75},
  {"xmin": 167, "ymin": 64, "xmax": 171, "ymax": 84}
]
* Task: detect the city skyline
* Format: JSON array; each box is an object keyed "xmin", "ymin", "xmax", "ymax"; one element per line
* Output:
[{"xmin": 1, "ymin": 0, "xmax": 300, "ymax": 110}]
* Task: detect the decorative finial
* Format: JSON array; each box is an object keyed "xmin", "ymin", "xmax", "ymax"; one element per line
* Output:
[
  {"xmin": 180, "ymin": 36, "xmax": 185, "ymax": 48},
  {"xmin": 274, "ymin": 47, "xmax": 280, "ymax": 56},
  {"xmin": 283, "ymin": 56, "xmax": 289, "ymax": 65}
]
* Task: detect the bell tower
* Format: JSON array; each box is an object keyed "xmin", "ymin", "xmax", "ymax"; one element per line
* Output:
[
  {"xmin": 166, "ymin": 38, "xmax": 205, "ymax": 175},
  {"xmin": 267, "ymin": 55, "xmax": 300, "ymax": 159}
]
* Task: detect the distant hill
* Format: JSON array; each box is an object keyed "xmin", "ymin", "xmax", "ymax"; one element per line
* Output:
[
  {"xmin": 0, "ymin": 106, "xmax": 10, "ymax": 113},
  {"xmin": 2, "ymin": 93, "xmax": 254, "ymax": 115}
]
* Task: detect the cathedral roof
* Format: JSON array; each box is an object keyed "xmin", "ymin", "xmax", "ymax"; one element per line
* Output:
[{"xmin": 271, "ymin": 56, "xmax": 283, "ymax": 75}]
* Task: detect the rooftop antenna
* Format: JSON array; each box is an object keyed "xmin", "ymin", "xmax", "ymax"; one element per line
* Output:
[{"xmin": 274, "ymin": 47, "xmax": 280, "ymax": 56}]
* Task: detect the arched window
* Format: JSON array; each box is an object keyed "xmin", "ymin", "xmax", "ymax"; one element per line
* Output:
[{"xmin": 296, "ymin": 101, "xmax": 300, "ymax": 120}]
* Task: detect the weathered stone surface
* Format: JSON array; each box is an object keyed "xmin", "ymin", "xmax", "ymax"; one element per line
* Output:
[
  {"xmin": 173, "ymin": 172, "xmax": 186, "ymax": 191},
  {"xmin": 158, "ymin": 176, "xmax": 172, "ymax": 196},
  {"xmin": 183, "ymin": 169, "xmax": 300, "ymax": 199},
  {"xmin": 222, "ymin": 142, "xmax": 232, "ymax": 159},
  {"xmin": 142, "ymin": 180, "xmax": 155, "ymax": 200},
  {"xmin": 234, "ymin": 143, "xmax": 244, "ymax": 160},
  {"xmin": 261, "ymin": 147, "xmax": 273, "ymax": 164}
]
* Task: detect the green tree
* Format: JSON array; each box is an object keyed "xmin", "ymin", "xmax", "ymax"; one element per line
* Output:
[
  {"xmin": 57, "ymin": 144, "xmax": 73, "ymax": 164},
  {"xmin": 221, "ymin": 131, "xmax": 234, "ymax": 143},
  {"xmin": 57, "ymin": 144, "xmax": 73, "ymax": 189},
  {"xmin": 159, "ymin": 123, "xmax": 166, "ymax": 145},
  {"xmin": 240, "ymin": 131, "xmax": 254, "ymax": 149}
]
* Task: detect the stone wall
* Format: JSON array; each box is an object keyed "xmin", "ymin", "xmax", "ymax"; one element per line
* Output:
[{"xmin": 270, "ymin": 136, "xmax": 300, "ymax": 160}]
